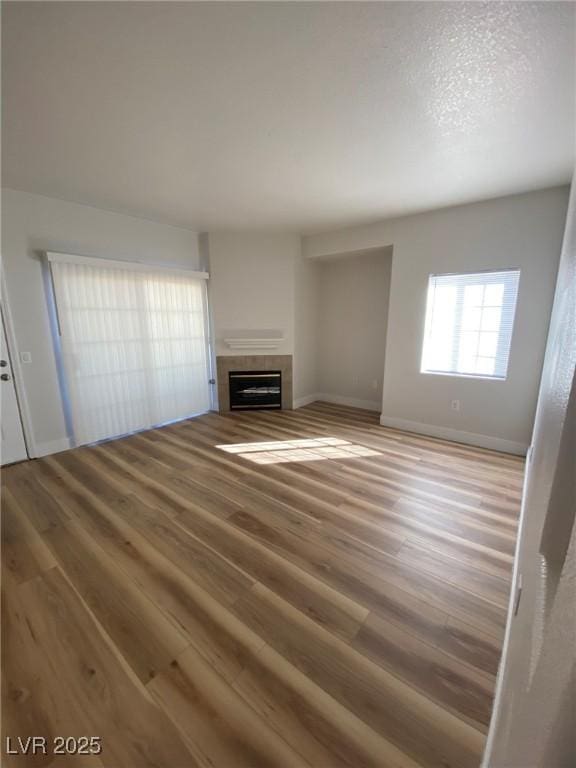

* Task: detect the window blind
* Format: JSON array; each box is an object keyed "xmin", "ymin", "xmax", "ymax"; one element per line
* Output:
[
  {"xmin": 421, "ymin": 269, "xmax": 521, "ymax": 379},
  {"xmin": 49, "ymin": 255, "xmax": 211, "ymax": 446}
]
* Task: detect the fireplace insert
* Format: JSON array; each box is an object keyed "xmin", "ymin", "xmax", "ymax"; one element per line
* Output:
[{"xmin": 229, "ymin": 370, "xmax": 282, "ymax": 410}]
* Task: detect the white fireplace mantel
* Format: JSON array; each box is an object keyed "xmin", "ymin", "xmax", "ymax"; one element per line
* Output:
[{"xmin": 223, "ymin": 330, "xmax": 284, "ymax": 350}]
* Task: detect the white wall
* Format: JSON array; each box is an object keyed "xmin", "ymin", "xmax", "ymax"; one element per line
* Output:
[
  {"xmin": 316, "ymin": 248, "xmax": 392, "ymax": 410},
  {"xmin": 304, "ymin": 187, "xmax": 570, "ymax": 453},
  {"xmin": 206, "ymin": 232, "xmax": 320, "ymax": 406},
  {"xmin": 483, "ymin": 180, "xmax": 575, "ymax": 767},
  {"xmin": 206, "ymin": 232, "xmax": 299, "ymax": 358},
  {"xmin": 1, "ymin": 188, "xmax": 201, "ymax": 456},
  {"xmin": 293, "ymin": 250, "xmax": 318, "ymax": 405}
]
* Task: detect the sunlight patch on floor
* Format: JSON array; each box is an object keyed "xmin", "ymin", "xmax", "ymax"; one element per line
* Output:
[{"xmin": 216, "ymin": 437, "xmax": 380, "ymax": 464}]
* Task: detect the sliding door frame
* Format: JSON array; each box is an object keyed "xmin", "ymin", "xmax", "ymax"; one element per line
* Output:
[{"xmin": 45, "ymin": 250, "xmax": 213, "ymax": 446}]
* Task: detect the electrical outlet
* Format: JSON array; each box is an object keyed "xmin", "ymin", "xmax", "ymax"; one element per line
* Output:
[
  {"xmin": 20, "ymin": 352, "xmax": 32, "ymax": 364},
  {"xmin": 451, "ymin": 399, "xmax": 460, "ymax": 412}
]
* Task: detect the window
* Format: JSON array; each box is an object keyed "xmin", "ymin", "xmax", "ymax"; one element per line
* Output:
[{"xmin": 421, "ymin": 269, "xmax": 520, "ymax": 379}]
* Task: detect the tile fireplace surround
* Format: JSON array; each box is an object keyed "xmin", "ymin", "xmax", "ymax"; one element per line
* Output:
[{"xmin": 216, "ymin": 355, "xmax": 293, "ymax": 411}]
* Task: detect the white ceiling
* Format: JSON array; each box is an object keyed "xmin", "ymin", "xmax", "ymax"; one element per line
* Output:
[{"xmin": 2, "ymin": 1, "xmax": 574, "ymax": 234}]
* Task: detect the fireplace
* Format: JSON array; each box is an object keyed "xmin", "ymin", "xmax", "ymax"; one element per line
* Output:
[
  {"xmin": 229, "ymin": 370, "xmax": 282, "ymax": 410},
  {"xmin": 216, "ymin": 355, "xmax": 292, "ymax": 411}
]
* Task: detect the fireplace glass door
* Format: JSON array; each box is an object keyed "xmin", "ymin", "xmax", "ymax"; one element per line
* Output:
[{"xmin": 229, "ymin": 371, "xmax": 281, "ymax": 410}]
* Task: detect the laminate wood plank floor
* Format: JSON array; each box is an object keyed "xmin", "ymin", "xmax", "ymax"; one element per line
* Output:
[{"xmin": 1, "ymin": 402, "xmax": 524, "ymax": 768}]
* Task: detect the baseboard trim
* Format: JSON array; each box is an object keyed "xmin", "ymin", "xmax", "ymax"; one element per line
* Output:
[
  {"xmin": 316, "ymin": 393, "xmax": 382, "ymax": 412},
  {"xmin": 293, "ymin": 394, "xmax": 319, "ymax": 409},
  {"xmin": 379, "ymin": 416, "xmax": 527, "ymax": 456},
  {"xmin": 34, "ymin": 437, "xmax": 72, "ymax": 458},
  {"xmin": 32, "ymin": 414, "xmax": 526, "ymax": 455}
]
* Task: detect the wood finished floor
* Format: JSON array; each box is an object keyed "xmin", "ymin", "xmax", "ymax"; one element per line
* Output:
[{"xmin": 1, "ymin": 402, "xmax": 524, "ymax": 768}]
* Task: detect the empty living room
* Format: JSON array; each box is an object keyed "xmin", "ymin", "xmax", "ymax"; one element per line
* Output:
[{"xmin": 1, "ymin": 2, "xmax": 575, "ymax": 767}]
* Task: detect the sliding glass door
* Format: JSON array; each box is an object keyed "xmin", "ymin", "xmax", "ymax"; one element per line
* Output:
[{"xmin": 49, "ymin": 254, "xmax": 211, "ymax": 446}]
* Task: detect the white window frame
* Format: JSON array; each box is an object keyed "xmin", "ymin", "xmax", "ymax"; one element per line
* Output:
[{"xmin": 420, "ymin": 268, "xmax": 521, "ymax": 381}]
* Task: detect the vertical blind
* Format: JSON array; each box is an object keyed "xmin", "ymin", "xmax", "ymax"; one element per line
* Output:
[
  {"xmin": 49, "ymin": 255, "xmax": 211, "ymax": 446},
  {"xmin": 421, "ymin": 268, "xmax": 521, "ymax": 379}
]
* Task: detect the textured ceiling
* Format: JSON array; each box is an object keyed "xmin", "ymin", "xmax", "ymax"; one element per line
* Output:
[{"xmin": 2, "ymin": 1, "xmax": 574, "ymax": 233}]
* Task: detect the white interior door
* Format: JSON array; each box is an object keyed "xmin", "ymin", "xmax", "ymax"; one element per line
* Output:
[{"xmin": 1, "ymin": 313, "xmax": 28, "ymax": 465}]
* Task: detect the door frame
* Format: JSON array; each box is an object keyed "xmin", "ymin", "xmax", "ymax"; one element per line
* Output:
[
  {"xmin": 203, "ymin": 277, "xmax": 219, "ymax": 412},
  {"xmin": 1, "ymin": 268, "xmax": 36, "ymax": 459}
]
